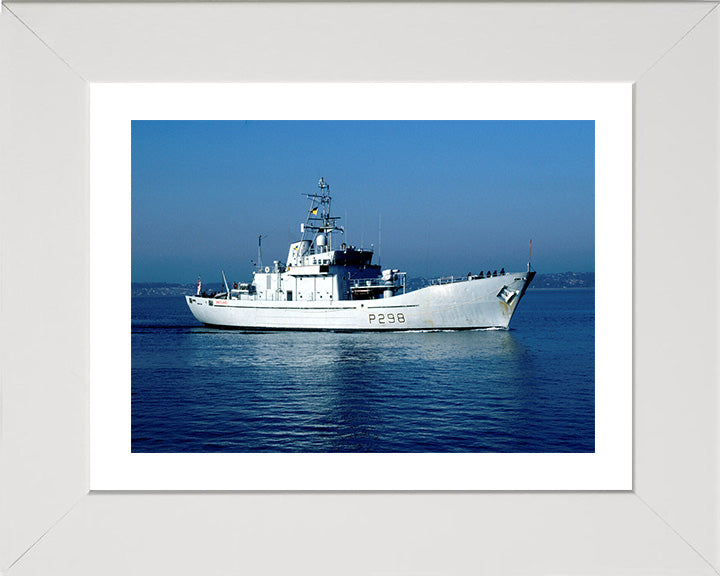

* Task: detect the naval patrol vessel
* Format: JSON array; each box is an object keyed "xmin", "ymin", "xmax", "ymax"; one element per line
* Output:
[{"xmin": 186, "ymin": 178, "xmax": 535, "ymax": 331}]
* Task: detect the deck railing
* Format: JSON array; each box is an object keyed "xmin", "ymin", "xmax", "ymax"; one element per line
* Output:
[
  {"xmin": 350, "ymin": 272, "xmax": 407, "ymax": 294},
  {"xmin": 430, "ymin": 271, "xmax": 506, "ymax": 285},
  {"xmin": 430, "ymin": 276, "xmax": 463, "ymax": 285}
]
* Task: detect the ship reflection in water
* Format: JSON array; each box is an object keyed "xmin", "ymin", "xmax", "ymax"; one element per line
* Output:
[{"xmin": 132, "ymin": 289, "xmax": 594, "ymax": 453}]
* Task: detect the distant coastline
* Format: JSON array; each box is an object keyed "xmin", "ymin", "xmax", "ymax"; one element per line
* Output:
[
  {"xmin": 526, "ymin": 272, "xmax": 594, "ymax": 290},
  {"xmin": 132, "ymin": 272, "xmax": 594, "ymax": 297}
]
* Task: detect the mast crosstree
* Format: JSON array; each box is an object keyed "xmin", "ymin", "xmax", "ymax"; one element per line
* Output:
[{"xmin": 301, "ymin": 177, "xmax": 344, "ymax": 250}]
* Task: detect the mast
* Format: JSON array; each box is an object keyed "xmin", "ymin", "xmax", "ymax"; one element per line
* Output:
[
  {"xmin": 301, "ymin": 177, "xmax": 344, "ymax": 251},
  {"xmin": 258, "ymin": 234, "xmax": 263, "ymax": 271}
]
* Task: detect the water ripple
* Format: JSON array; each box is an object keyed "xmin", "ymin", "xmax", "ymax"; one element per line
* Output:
[{"xmin": 132, "ymin": 290, "xmax": 594, "ymax": 452}]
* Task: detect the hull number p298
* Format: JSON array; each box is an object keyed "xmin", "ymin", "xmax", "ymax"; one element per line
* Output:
[{"xmin": 369, "ymin": 312, "xmax": 406, "ymax": 325}]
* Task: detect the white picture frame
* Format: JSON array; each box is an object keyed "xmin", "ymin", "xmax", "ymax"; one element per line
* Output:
[{"xmin": 2, "ymin": 2, "xmax": 719, "ymax": 574}]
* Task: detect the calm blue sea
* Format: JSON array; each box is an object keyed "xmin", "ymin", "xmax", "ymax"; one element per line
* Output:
[{"xmin": 132, "ymin": 289, "xmax": 594, "ymax": 453}]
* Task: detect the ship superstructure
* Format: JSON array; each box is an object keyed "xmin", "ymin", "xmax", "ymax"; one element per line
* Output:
[{"xmin": 186, "ymin": 178, "xmax": 535, "ymax": 330}]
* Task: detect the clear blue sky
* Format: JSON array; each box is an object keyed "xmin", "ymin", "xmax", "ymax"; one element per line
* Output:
[{"xmin": 132, "ymin": 120, "xmax": 594, "ymax": 283}]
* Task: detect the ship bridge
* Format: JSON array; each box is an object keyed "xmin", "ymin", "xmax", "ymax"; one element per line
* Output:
[{"xmin": 287, "ymin": 241, "xmax": 374, "ymax": 269}]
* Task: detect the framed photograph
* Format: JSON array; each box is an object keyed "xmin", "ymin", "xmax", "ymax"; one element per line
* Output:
[
  {"xmin": 2, "ymin": 2, "xmax": 718, "ymax": 574},
  {"xmin": 90, "ymin": 83, "xmax": 631, "ymax": 491}
]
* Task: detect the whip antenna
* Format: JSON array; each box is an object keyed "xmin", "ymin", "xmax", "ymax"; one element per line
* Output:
[
  {"xmin": 528, "ymin": 239, "xmax": 533, "ymax": 272},
  {"xmin": 258, "ymin": 234, "xmax": 263, "ymax": 271}
]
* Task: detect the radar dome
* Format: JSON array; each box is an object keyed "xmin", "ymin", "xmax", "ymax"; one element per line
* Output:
[{"xmin": 316, "ymin": 234, "xmax": 327, "ymax": 246}]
